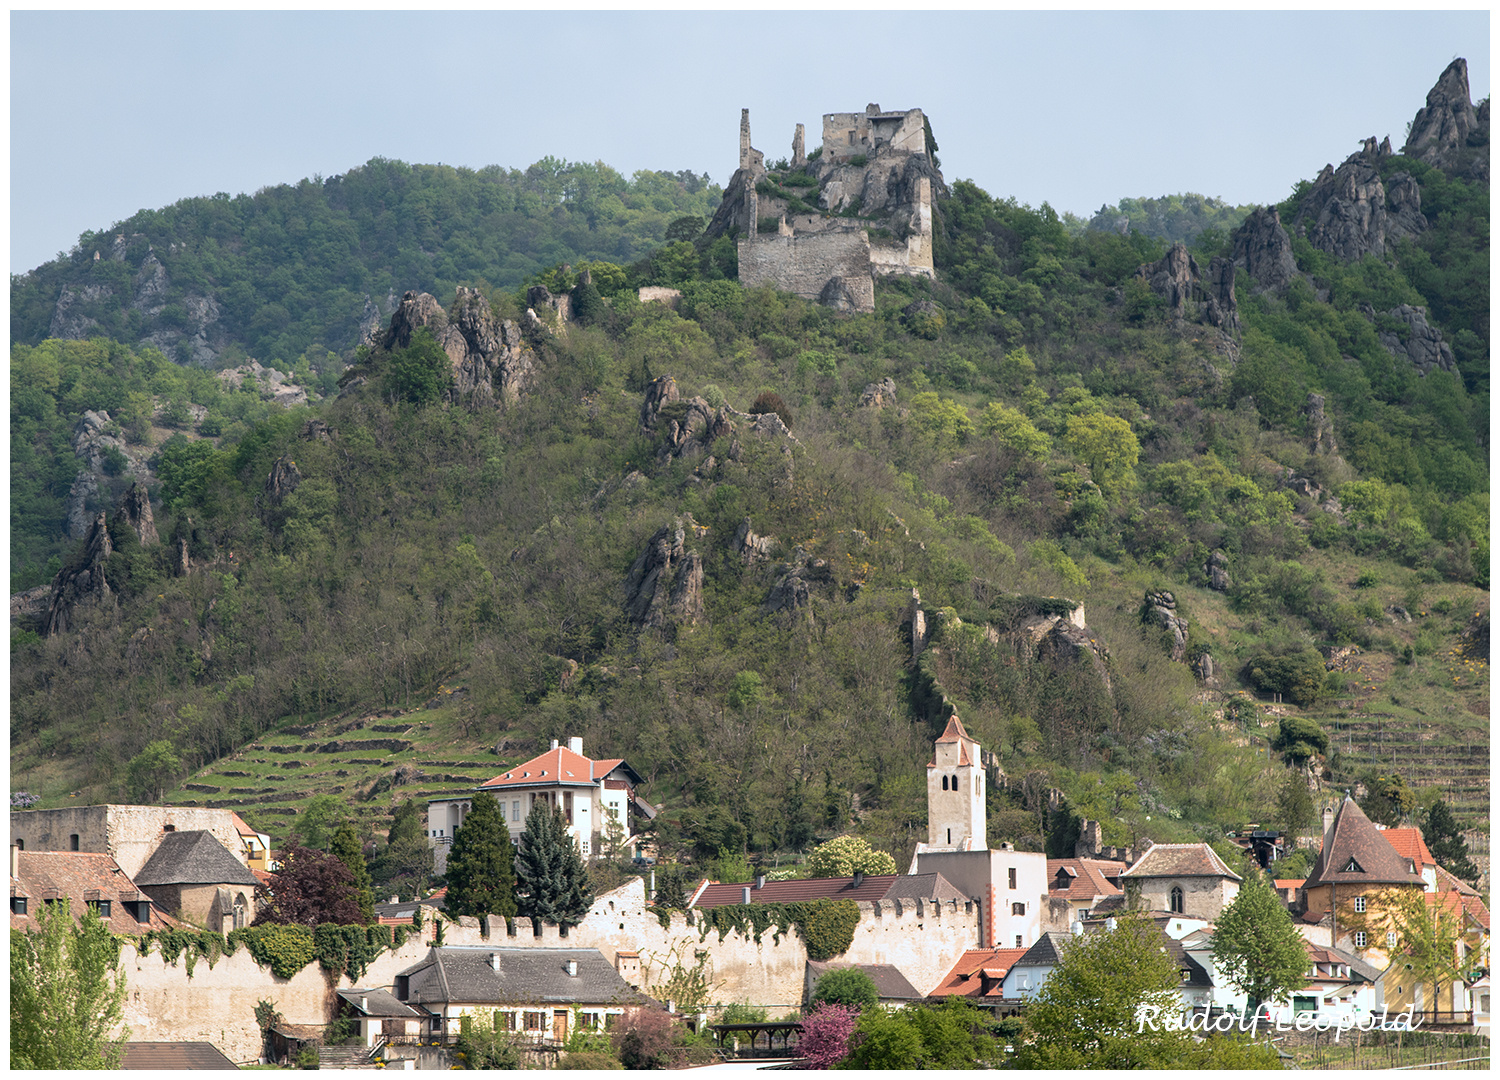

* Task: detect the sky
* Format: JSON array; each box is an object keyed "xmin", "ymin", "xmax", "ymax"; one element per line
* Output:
[{"xmin": 9, "ymin": 9, "xmax": 1490, "ymax": 274}]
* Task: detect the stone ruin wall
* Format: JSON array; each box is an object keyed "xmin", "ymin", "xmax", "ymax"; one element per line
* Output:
[
  {"xmin": 11, "ymin": 805, "xmax": 243, "ymax": 879},
  {"xmin": 738, "ymin": 232, "xmax": 877, "ymax": 312},
  {"xmin": 117, "ymin": 878, "xmax": 980, "ymax": 1061}
]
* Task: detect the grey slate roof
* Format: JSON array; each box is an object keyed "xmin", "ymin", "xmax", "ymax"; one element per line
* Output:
[
  {"xmin": 394, "ymin": 947, "xmax": 656, "ymax": 1008},
  {"xmin": 806, "ymin": 960, "xmax": 923, "ymax": 1000},
  {"xmin": 121, "ymin": 1042, "xmax": 238, "ymax": 1069},
  {"xmin": 132, "ymin": 830, "xmax": 259, "ymax": 888},
  {"xmin": 338, "ymin": 987, "xmax": 422, "ymax": 1018},
  {"xmin": 1012, "ymin": 931, "xmax": 1073, "ymax": 967}
]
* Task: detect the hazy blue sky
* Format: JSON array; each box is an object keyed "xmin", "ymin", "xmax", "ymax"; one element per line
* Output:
[{"xmin": 10, "ymin": 10, "xmax": 1489, "ymax": 273}]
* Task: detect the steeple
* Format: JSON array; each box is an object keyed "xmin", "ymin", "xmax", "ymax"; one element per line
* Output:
[{"xmin": 926, "ymin": 714, "xmax": 985, "ymax": 851}]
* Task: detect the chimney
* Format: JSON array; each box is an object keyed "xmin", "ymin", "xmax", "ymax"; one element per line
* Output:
[
  {"xmin": 649, "ymin": 870, "xmax": 655, "ymax": 902},
  {"xmin": 550, "ymin": 739, "xmax": 559, "ymax": 751},
  {"xmin": 488, "ymin": 953, "xmax": 500, "ymax": 971},
  {"xmin": 10, "ymin": 845, "xmax": 18, "ymax": 879},
  {"xmin": 741, "ymin": 886, "xmax": 751, "ymax": 905},
  {"xmin": 567, "ymin": 959, "xmax": 578, "ymax": 977},
  {"xmin": 361, "ymin": 996, "xmax": 368, "ymax": 1012},
  {"xmin": 755, "ymin": 875, "xmax": 766, "ymax": 890},
  {"xmin": 569, "ymin": 736, "xmax": 583, "ymax": 755},
  {"xmin": 853, "ymin": 871, "xmax": 864, "ymax": 888}
]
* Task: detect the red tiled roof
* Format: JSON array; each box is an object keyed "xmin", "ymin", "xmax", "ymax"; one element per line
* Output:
[
  {"xmin": 935, "ymin": 715, "xmax": 971, "ymax": 743},
  {"xmin": 928, "ymin": 948, "xmax": 1028, "ymax": 998},
  {"xmin": 1434, "ymin": 864, "xmax": 1482, "ymax": 897},
  {"xmin": 591, "ymin": 758, "xmax": 625, "ymax": 781},
  {"xmin": 230, "ymin": 811, "xmax": 260, "ymax": 839},
  {"xmin": 1382, "ymin": 828, "xmax": 1436, "ymax": 871},
  {"xmin": 1047, "ymin": 858, "xmax": 1125, "ymax": 901},
  {"xmin": 478, "ymin": 746, "xmax": 598, "ymax": 790},
  {"xmin": 11, "ymin": 851, "xmax": 183, "ymax": 934},
  {"xmin": 1427, "ymin": 890, "xmax": 1491, "ymax": 931},
  {"xmin": 1274, "ymin": 879, "xmax": 1305, "ymax": 890}
]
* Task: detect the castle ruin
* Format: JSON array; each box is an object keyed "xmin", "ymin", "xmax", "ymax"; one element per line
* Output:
[{"xmin": 705, "ymin": 104, "xmax": 946, "ymax": 313}]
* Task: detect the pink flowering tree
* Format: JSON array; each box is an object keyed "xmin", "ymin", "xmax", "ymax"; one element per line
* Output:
[{"xmin": 797, "ymin": 1003, "xmax": 860, "ymax": 1069}]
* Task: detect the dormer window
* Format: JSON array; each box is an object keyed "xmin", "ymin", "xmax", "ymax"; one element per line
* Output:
[
  {"xmin": 87, "ymin": 898, "xmax": 112, "ymax": 918},
  {"xmin": 1342, "ymin": 857, "xmax": 1362, "ymax": 874},
  {"xmin": 10, "ymin": 896, "xmax": 27, "ymax": 915}
]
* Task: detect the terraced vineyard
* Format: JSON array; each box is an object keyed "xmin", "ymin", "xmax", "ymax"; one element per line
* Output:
[{"xmin": 160, "ymin": 689, "xmax": 529, "ymax": 847}]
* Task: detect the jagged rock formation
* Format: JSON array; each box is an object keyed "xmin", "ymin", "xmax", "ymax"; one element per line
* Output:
[
  {"xmin": 265, "ymin": 456, "xmax": 302, "ymax": 505},
  {"xmin": 1142, "ymin": 590, "xmax": 1189, "ymax": 663},
  {"xmin": 73, "ymin": 410, "xmax": 133, "ymax": 475},
  {"xmin": 1035, "ymin": 618, "xmax": 1113, "ymax": 694},
  {"xmin": 761, "ymin": 549, "xmax": 833, "ymax": 619},
  {"xmin": 65, "ymin": 471, "xmax": 100, "ymax": 540},
  {"xmin": 525, "ymin": 284, "xmax": 572, "ymax": 333},
  {"xmin": 858, "ymin": 378, "xmax": 898, "ymax": 409},
  {"xmin": 217, "ymin": 360, "xmax": 310, "ymax": 408},
  {"xmin": 373, "ymin": 289, "xmax": 536, "ymax": 405},
  {"xmin": 1291, "ymin": 137, "xmax": 1426, "ymax": 261},
  {"xmin": 1192, "ymin": 651, "xmax": 1216, "ymax": 684},
  {"xmin": 46, "ymin": 512, "xmax": 113, "ymax": 636},
  {"xmin": 1205, "ymin": 550, "xmax": 1231, "ymax": 593},
  {"xmin": 116, "ymin": 482, "xmax": 158, "ymax": 546},
  {"xmin": 1133, "ymin": 243, "xmax": 1239, "ymax": 335},
  {"xmin": 1375, "ymin": 304, "xmax": 1457, "ymax": 377},
  {"xmin": 358, "ymin": 294, "xmax": 385, "ymax": 345},
  {"xmin": 707, "ymin": 104, "xmax": 946, "ymax": 313},
  {"xmin": 732, "ymin": 518, "xmax": 776, "ymax": 563},
  {"xmin": 1232, "ymin": 207, "xmax": 1298, "ymax": 294},
  {"xmin": 623, "ymin": 519, "xmax": 707, "ymax": 631},
  {"xmin": 1403, "ymin": 58, "xmax": 1489, "ymax": 182},
  {"xmin": 1303, "ymin": 393, "xmax": 1338, "ymax": 455}
]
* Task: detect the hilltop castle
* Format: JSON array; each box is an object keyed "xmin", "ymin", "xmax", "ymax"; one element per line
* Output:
[{"xmin": 705, "ymin": 104, "xmax": 946, "ymax": 313}]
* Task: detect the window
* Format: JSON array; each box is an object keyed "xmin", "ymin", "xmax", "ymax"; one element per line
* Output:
[
  {"xmin": 1354, "ymin": 931, "xmax": 1367, "ymax": 949},
  {"xmin": 503, "ymin": 1012, "xmax": 517, "ymax": 1031},
  {"xmin": 513, "ymin": 801, "xmax": 521, "ymax": 822},
  {"xmin": 87, "ymin": 898, "xmax": 111, "ymax": 918},
  {"xmin": 941, "ymin": 775, "xmax": 948, "ymax": 791},
  {"xmin": 1008, "ymin": 868, "xmax": 1017, "ymax": 889},
  {"xmin": 70, "ymin": 834, "xmax": 80, "ymax": 851},
  {"xmin": 1387, "ymin": 931, "xmax": 1398, "ymax": 947},
  {"xmin": 1012, "ymin": 902, "xmax": 1026, "ymax": 916},
  {"xmin": 1353, "ymin": 896, "xmax": 1366, "ymax": 913},
  {"xmin": 10, "ymin": 897, "xmax": 26, "ymax": 916},
  {"xmin": 1170, "ymin": 886, "xmax": 1184, "ymax": 914},
  {"xmin": 1342, "ymin": 857, "xmax": 1362, "ymax": 873},
  {"xmin": 950, "ymin": 774, "xmax": 957, "ymax": 790},
  {"xmin": 1016, "ymin": 935, "xmax": 1023, "ymax": 948},
  {"xmin": 525, "ymin": 1012, "xmax": 545, "ymax": 1031}
]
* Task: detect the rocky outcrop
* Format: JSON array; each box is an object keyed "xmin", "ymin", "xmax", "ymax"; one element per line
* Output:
[
  {"xmin": 858, "ymin": 378, "xmax": 898, "ymax": 409},
  {"xmin": 73, "ymin": 410, "xmax": 132, "ymax": 475},
  {"xmin": 1036, "ymin": 618, "xmax": 1112, "ymax": 694},
  {"xmin": 46, "ymin": 512, "xmax": 113, "ymax": 636},
  {"xmin": 116, "ymin": 482, "xmax": 158, "ymax": 546},
  {"xmin": 732, "ymin": 518, "xmax": 776, "ymax": 563},
  {"xmin": 1292, "ymin": 138, "xmax": 1426, "ymax": 261},
  {"xmin": 265, "ymin": 456, "xmax": 302, "ymax": 505},
  {"xmin": 1304, "ymin": 393, "xmax": 1337, "ymax": 455},
  {"xmin": 623, "ymin": 519, "xmax": 708, "ymax": 632},
  {"xmin": 1403, "ymin": 58, "xmax": 1489, "ymax": 182},
  {"xmin": 761, "ymin": 550, "xmax": 834, "ymax": 620},
  {"xmin": 638, "ymin": 376, "xmax": 736, "ymax": 464},
  {"xmin": 1142, "ymin": 590, "xmax": 1189, "ymax": 663},
  {"xmin": 217, "ymin": 361, "xmax": 309, "ymax": 408},
  {"xmin": 1376, "ymin": 304, "xmax": 1457, "ymax": 377},
  {"xmin": 10, "ymin": 584, "xmax": 51, "ymax": 627},
  {"xmin": 65, "ymin": 471, "xmax": 100, "ymax": 540},
  {"xmin": 1192, "ymin": 650, "xmax": 1216, "ymax": 684},
  {"xmin": 1134, "ymin": 243, "xmax": 1239, "ymax": 334},
  {"xmin": 1232, "ymin": 207, "xmax": 1298, "ymax": 294},
  {"xmin": 49, "ymin": 284, "xmax": 115, "ymax": 340},
  {"xmin": 131, "ymin": 253, "xmax": 169, "ymax": 315},
  {"xmin": 358, "ymin": 294, "xmax": 385, "ymax": 346},
  {"xmin": 819, "ymin": 276, "xmax": 863, "ymax": 313},
  {"xmin": 1205, "ymin": 550, "xmax": 1231, "ymax": 593},
  {"xmin": 374, "ymin": 289, "xmax": 536, "ymax": 405}
]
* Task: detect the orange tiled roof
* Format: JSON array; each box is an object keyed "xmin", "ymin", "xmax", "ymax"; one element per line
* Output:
[
  {"xmin": 928, "ymin": 948, "xmax": 1029, "ymax": 998},
  {"xmin": 1274, "ymin": 878, "xmax": 1305, "ymax": 890},
  {"xmin": 935, "ymin": 715, "xmax": 971, "ymax": 743},
  {"xmin": 478, "ymin": 746, "xmax": 597, "ymax": 790},
  {"xmin": 1382, "ymin": 828, "xmax": 1436, "ymax": 871},
  {"xmin": 11, "ymin": 851, "xmax": 183, "ymax": 934},
  {"xmin": 1046, "ymin": 858, "xmax": 1126, "ymax": 901}
]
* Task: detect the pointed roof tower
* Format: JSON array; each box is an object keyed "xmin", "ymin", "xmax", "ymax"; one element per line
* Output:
[{"xmin": 1304, "ymin": 796, "xmax": 1424, "ymax": 888}]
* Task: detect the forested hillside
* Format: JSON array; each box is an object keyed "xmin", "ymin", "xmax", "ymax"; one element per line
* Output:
[{"xmin": 11, "ymin": 66, "xmax": 1488, "ymax": 879}]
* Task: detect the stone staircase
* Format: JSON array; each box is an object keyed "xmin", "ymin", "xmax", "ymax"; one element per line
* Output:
[{"xmin": 312, "ymin": 1042, "xmax": 382, "ymax": 1069}]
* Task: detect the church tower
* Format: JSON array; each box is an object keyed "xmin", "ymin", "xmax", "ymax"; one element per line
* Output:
[{"xmin": 926, "ymin": 714, "xmax": 986, "ymax": 850}]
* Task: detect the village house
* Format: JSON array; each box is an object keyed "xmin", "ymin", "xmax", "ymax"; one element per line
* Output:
[
  {"xmin": 689, "ymin": 870, "xmax": 968, "ymax": 910},
  {"xmin": 9, "ymin": 803, "xmax": 249, "ymax": 878},
  {"xmin": 426, "ymin": 737, "xmax": 652, "ymax": 874},
  {"xmin": 926, "ymin": 946, "xmax": 1029, "ymax": 1012},
  {"xmin": 131, "ymin": 829, "xmax": 260, "ymax": 932},
  {"xmin": 803, "ymin": 961, "xmax": 924, "ymax": 1009},
  {"xmin": 1117, "ymin": 842, "xmax": 1243, "ymax": 921},
  {"xmin": 11, "ymin": 845, "xmax": 182, "ymax": 934}
]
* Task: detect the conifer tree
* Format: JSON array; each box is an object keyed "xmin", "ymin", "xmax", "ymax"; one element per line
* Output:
[
  {"xmin": 1421, "ymin": 799, "xmax": 1479, "ymax": 882},
  {"xmin": 515, "ymin": 800, "xmax": 593, "ymax": 927},
  {"xmin": 330, "ymin": 824, "xmax": 376, "ymax": 923},
  {"xmin": 444, "ymin": 793, "xmax": 517, "ymax": 920}
]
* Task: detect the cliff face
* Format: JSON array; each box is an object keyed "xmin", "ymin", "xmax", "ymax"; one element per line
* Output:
[
  {"xmin": 1291, "ymin": 137, "xmax": 1426, "ymax": 262},
  {"xmin": 372, "ymin": 288, "xmax": 536, "ymax": 405}
]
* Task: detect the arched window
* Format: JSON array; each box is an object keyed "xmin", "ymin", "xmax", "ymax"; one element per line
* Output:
[
  {"xmin": 941, "ymin": 775, "xmax": 948, "ymax": 791},
  {"xmin": 951, "ymin": 774, "xmax": 958, "ymax": 790},
  {"xmin": 1169, "ymin": 886, "xmax": 1184, "ymax": 914}
]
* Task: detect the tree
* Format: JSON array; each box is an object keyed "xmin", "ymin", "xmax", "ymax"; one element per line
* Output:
[
  {"xmin": 253, "ymin": 846, "xmax": 367, "ymax": 926},
  {"xmin": 515, "ymin": 800, "xmax": 593, "ymax": 927},
  {"xmin": 1270, "ymin": 716, "xmax": 1330, "ymax": 766},
  {"xmin": 455, "ymin": 1011, "xmax": 520, "ymax": 1069},
  {"xmin": 370, "ymin": 799, "xmax": 436, "ymax": 900},
  {"xmin": 612, "ymin": 1006, "xmax": 684, "ymax": 1070},
  {"xmin": 1421, "ymin": 799, "xmax": 1479, "ymax": 882},
  {"xmin": 1361, "ymin": 772, "xmax": 1418, "ymax": 827},
  {"xmin": 796, "ymin": 1003, "xmax": 859, "ymax": 1069},
  {"xmin": 287, "ymin": 793, "xmax": 351, "ymax": 852},
  {"xmin": 330, "ymin": 824, "xmax": 376, "ymax": 923},
  {"xmin": 842, "ymin": 996, "xmax": 1001, "ymax": 1070},
  {"xmin": 383, "ymin": 327, "xmax": 453, "ymax": 406},
  {"xmin": 1389, "ymin": 888, "xmax": 1472, "ymax": 1022},
  {"xmin": 125, "ymin": 739, "xmax": 181, "ymax": 802},
  {"xmin": 444, "ymin": 793, "xmax": 518, "ymax": 920},
  {"xmin": 749, "ymin": 391, "xmax": 793, "ymax": 431},
  {"xmin": 806, "ymin": 836, "xmax": 898, "ymax": 878},
  {"xmin": 809, "ymin": 967, "xmax": 879, "ymax": 1012},
  {"xmin": 1210, "ymin": 871, "xmax": 1311, "ymax": 1011},
  {"xmin": 1249, "ymin": 652, "xmax": 1328, "ymax": 710},
  {"xmin": 1063, "ymin": 412, "xmax": 1139, "ymax": 495},
  {"xmin": 1275, "ymin": 771, "xmax": 1316, "ymax": 839},
  {"xmin": 11, "ymin": 903, "xmax": 130, "ymax": 1069},
  {"xmin": 1012, "ymin": 915, "xmax": 1196, "ymax": 1069}
]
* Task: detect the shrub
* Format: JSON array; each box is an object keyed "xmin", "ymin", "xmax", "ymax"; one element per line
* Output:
[
  {"xmin": 810, "ymin": 967, "xmax": 879, "ymax": 1011},
  {"xmin": 797, "ymin": 1003, "xmax": 859, "ymax": 1069},
  {"xmin": 1245, "ymin": 649, "xmax": 1327, "ymax": 708},
  {"xmin": 806, "ymin": 836, "xmax": 897, "ymax": 878},
  {"xmin": 749, "ymin": 391, "xmax": 793, "ymax": 431}
]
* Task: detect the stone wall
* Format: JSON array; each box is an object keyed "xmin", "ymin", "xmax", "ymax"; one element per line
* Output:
[
  {"xmin": 116, "ymin": 877, "xmax": 981, "ymax": 1060},
  {"xmin": 737, "ymin": 232, "xmax": 876, "ymax": 313},
  {"xmin": 11, "ymin": 805, "xmax": 243, "ymax": 878},
  {"xmin": 1135, "ymin": 876, "xmax": 1239, "ymax": 922}
]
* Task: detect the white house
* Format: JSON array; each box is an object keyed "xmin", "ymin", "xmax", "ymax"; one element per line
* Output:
[{"xmin": 428, "ymin": 738, "xmax": 652, "ymax": 873}]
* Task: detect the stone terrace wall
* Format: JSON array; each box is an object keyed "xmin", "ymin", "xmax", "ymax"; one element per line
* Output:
[{"xmin": 738, "ymin": 232, "xmax": 875, "ymax": 312}]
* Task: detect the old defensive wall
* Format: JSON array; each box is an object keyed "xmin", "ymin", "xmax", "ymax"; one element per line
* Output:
[{"xmin": 120, "ymin": 876, "xmax": 980, "ymax": 1062}]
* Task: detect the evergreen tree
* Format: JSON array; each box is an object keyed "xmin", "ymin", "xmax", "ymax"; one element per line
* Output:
[
  {"xmin": 1210, "ymin": 871, "xmax": 1310, "ymax": 1011},
  {"xmin": 11, "ymin": 903, "xmax": 129, "ymax": 1069},
  {"xmin": 444, "ymin": 793, "xmax": 517, "ymax": 920},
  {"xmin": 515, "ymin": 800, "xmax": 593, "ymax": 927},
  {"xmin": 1421, "ymin": 799, "xmax": 1479, "ymax": 882},
  {"xmin": 1275, "ymin": 771, "xmax": 1316, "ymax": 840},
  {"xmin": 371, "ymin": 800, "xmax": 436, "ymax": 900},
  {"xmin": 330, "ymin": 824, "xmax": 376, "ymax": 923}
]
